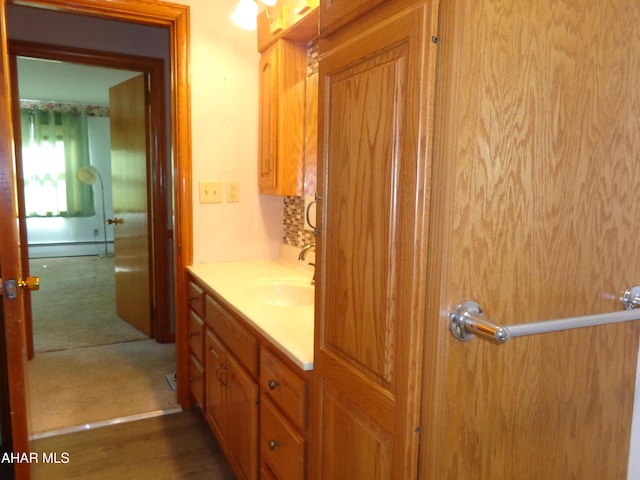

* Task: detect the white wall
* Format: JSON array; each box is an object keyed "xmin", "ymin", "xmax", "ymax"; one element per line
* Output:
[{"xmin": 173, "ymin": 0, "xmax": 284, "ymax": 264}]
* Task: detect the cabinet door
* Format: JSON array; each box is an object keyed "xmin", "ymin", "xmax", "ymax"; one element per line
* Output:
[
  {"xmin": 320, "ymin": 0, "xmax": 390, "ymax": 35},
  {"xmin": 226, "ymin": 353, "xmax": 259, "ymax": 480},
  {"xmin": 205, "ymin": 330, "xmax": 226, "ymax": 443},
  {"xmin": 258, "ymin": 40, "xmax": 307, "ymax": 196},
  {"xmin": 259, "ymin": 44, "xmax": 278, "ymax": 193},
  {"xmin": 312, "ymin": 1, "xmax": 439, "ymax": 479}
]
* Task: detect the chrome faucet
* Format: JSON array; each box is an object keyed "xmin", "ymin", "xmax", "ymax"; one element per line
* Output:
[
  {"xmin": 298, "ymin": 243, "xmax": 316, "ymax": 285},
  {"xmin": 298, "ymin": 243, "xmax": 316, "ymax": 261}
]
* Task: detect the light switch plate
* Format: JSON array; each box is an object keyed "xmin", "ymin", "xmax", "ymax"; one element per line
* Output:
[{"xmin": 199, "ymin": 181, "xmax": 223, "ymax": 203}]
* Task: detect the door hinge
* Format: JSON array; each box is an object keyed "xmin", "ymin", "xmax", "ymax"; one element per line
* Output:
[{"xmin": 0, "ymin": 279, "xmax": 18, "ymax": 299}]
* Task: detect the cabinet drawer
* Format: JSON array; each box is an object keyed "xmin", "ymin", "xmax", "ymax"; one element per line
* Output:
[
  {"xmin": 206, "ymin": 295, "xmax": 258, "ymax": 377},
  {"xmin": 260, "ymin": 348, "xmax": 307, "ymax": 429},
  {"xmin": 260, "ymin": 394, "xmax": 305, "ymax": 480},
  {"xmin": 189, "ymin": 353, "xmax": 205, "ymax": 409},
  {"xmin": 187, "ymin": 280, "xmax": 205, "ymax": 318},
  {"xmin": 188, "ymin": 310, "xmax": 205, "ymax": 364}
]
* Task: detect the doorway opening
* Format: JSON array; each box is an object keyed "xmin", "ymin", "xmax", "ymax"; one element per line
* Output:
[
  {"xmin": 8, "ymin": 40, "xmax": 177, "ymax": 436},
  {"xmin": 1, "ymin": 1, "xmax": 191, "ymax": 466}
]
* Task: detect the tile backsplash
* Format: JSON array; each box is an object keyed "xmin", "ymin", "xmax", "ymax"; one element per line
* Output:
[{"xmin": 283, "ymin": 196, "xmax": 315, "ymax": 248}]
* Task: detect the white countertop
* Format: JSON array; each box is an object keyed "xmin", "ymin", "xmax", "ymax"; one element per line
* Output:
[{"xmin": 187, "ymin": 257, "xmax": 315, "ymax": 371}]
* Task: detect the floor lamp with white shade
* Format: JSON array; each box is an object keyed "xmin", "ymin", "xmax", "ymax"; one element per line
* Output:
[{"xmin": 76, "ymin": 165, "xmax": 110, "ymax": 257}]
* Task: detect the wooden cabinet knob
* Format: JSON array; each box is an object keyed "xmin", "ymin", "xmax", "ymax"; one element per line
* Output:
[
  {"xmin": 268, "ymin": 380, "xmax": 280, "ymax": 390},
  {"xmin": 268, "ymin": 440, "xmax": 280, "ymax": 450}
]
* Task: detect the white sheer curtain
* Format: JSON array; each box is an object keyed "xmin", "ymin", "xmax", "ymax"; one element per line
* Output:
[{"xmin": 20, "ymin": 107, "xmax": 94, "ymax": 217}]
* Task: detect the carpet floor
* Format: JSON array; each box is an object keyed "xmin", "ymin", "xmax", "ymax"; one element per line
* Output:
[
  {"xmin": 29, "ymin": 256, "xmax": 147, "ymax": 353},
  {"xmin": 27, "ymin": 256, "xmax": 179, "ymax": 436}
]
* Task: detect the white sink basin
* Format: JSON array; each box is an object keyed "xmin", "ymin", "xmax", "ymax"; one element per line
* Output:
[{"xmin": 246, "ymin": 278, "xmax": 314, "ymax": 307}]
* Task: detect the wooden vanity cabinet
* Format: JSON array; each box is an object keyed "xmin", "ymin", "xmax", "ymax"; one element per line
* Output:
[
  {"xmin": 260, "ymin": 394, "xmax": 305, "ymax": 479},
  {"xmin": 205, "ymin": 329, "xmax": 259, "ymax": 480},
  {"xmin": 187, "ymin": 280, "xmax": 205, "ymax": 409},
  {"xmin": 204, "ymin": 330, "xmax": 226, "ymax": 443},
  {"xmin": 259, "ymin": 347, "xmax": 309, "ymax": 479},
  {"xmin": 204, "ymin": 295, "xmax": 259, "ymax": 480},
  {"xmin": 188, "ymin": 351, "xmax": 205, "ymax": 408},
  {"xmin": 186, "ymin": 274, "xmax": 311, "ymax": 480}
]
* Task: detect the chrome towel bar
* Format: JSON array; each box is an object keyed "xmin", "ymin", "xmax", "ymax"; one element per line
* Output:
[{"xmin": 449, "ymin": 286, "xmax": 640, "ymax": 344}]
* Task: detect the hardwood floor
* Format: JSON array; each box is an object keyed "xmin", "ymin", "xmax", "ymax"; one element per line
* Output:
[{"xmin": 29, "ymin": 410, "xmax": 235, "ymax": 479}]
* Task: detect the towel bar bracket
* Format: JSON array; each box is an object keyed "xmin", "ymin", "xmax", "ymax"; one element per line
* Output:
[{"xmin": 449, "ymin": 285, "xmax": 640, "ymax": 345}]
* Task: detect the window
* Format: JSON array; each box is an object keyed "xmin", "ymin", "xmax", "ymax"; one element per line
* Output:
[{"xmin": 20, "ymin": 107, "xmax": 94, "ymax": 217}]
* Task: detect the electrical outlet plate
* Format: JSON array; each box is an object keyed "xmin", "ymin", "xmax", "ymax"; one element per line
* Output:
[
  {"xmin": 226, "ymin": 181, "xmax": 240, "ymax": 202},
  {"xmin": 199, "ymin": 181, "xmax": 223, "ymax": 203}
]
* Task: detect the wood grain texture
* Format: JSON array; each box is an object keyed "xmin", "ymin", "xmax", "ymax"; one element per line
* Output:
[
  {"xmin": 421, "ymin": 0, "xmax": 640, "ymax": 478},
  {"xmin": 304, "ymin": 40, "xmax": 318, "ymax": 195},
  {"xmin": 205, "ymin": 327, "xmax": 259, "ymax": 480},
  {"xmin": 110, "ymin": 74, "xmax": 152, "ymax": 337},
  {"xmin": 0, "ymin": 1, "xmax": 30, "ymax": 476},
  {"xmin": 29, "ymin": 410, "xmax": 235, "ymax": 480},
  {"xmin": 312, "ymin": 1, "xmax": 440, "ymax": 478},
  {"xmin": 320, "ymin": 0, "xmax": 391, "ymax": 36},
  {"xmin": 259, "ymin": 39, "xmax": 307, "ymax": 196}
]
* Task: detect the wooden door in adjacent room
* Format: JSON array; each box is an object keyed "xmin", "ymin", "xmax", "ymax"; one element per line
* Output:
[{"xmin": 109, "ymin": 74, "xmax": 152, "ymax": 337}]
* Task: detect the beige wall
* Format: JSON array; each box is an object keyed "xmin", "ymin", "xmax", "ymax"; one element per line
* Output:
[{"xmin": 174, "ymin": 0, "xmax": 284, "ymax": 264}]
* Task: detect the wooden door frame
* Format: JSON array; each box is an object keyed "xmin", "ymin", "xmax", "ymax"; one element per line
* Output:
[
  {"xmin": 8, "ymin": 40, "xmax": 171, "ymax": 353},
  {"xmin": 0, "ymin": 1, "xmax": 192, "ymax": 477}
]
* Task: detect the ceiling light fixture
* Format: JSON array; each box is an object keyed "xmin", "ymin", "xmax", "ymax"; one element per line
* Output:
[{"xmin": 231, "ymin": 0, "xmax": 276, "ymax": 31}]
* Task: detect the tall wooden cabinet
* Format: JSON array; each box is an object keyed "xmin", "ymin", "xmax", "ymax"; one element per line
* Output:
[{"xmin": 311, "ymin": 0, "xmax": 440, "ymax": 478}]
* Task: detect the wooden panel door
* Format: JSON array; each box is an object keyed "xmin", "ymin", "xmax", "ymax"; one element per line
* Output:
[
  {"xmin": 311, "ymin": 1, "xmax": 439, "ymax": 478},
  {"xmin": 109, "ymin": 74, "xmax": 152, "ymax": 336},
  {"xmin": 0, "ymin": 2, "xmax": 29, "ymax": 476},
  {"xmin": 420, "ymin": 1, "xmax": 640, "ymax": 478}
]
